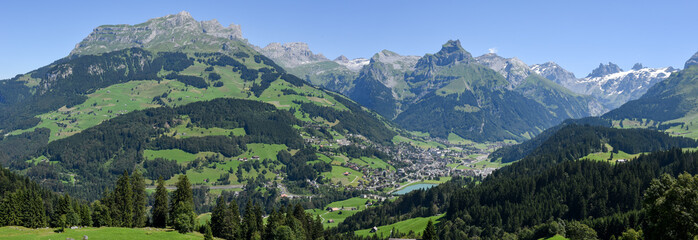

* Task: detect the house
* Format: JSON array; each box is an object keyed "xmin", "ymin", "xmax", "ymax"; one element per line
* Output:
[
  {"xmin": 617, "ymin": 159, "xmax": 627, "ymax": 163},
  {"xmin": 343, "ymin": 172, "xmax": 350, "ymax": 176},
  {"xmin": 326, "ymin": 207, "xmax": 340, "ymax": 212},
  {"xmin": 327, "ymin": 219, "xmax": 335, "ymax": 223},
  {"xmin": 252, "ymin": 156, "xmax": 260, "ymax": 160},
  {"xmin": 369, "ymin": 226, "xmax": 378, "ymax": 233}
]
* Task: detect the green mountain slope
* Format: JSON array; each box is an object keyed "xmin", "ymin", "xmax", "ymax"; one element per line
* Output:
[
  {"xmin": 393, "ymin": 40, "xmax": 591, "ymax": 142},
  {"xmin": 515, "ymin": 74, "xmax": 595, "ymax": 120},
  {"xmin": 0, "ymin": 13, "xmax": 397, "ymax": 200}
]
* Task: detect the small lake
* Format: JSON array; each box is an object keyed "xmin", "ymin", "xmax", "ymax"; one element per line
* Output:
[{"xmin": 392, "ymin": 183, "xmax": 438, "ymax": 195}]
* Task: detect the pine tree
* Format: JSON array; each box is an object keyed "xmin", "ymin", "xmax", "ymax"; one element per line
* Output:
[
  {"xmin": 229, "ymin": 200, "xmax": 241, "ymax": 240},
  {"xmin": 79, "ymin": 204, "xmax": 92, "ymax": 227},
  {"xmin": 170, "ymin": 175, "xmax": 195, "ymax": 233},
  {"xmin": 0, "ymin": 196, "xmax": 18, "ymax": 226},
  {"xmin": 210, "ymin": 197, "xmax": 228, "ymax": 239},
  {"xmin": 152, "ymin": 177, "xmax": 169, "ymax": 228},
  {"xmin": 264, "ymin": 209, "xmax": 280, "ymax": 240},
  {"xmin": 242, "ymin": 201, "xmax": 256, "ymax": 239},
  {"xmin": 91, "ymin": 200, "xmax": 111, "ymax": 227},
  {"xmin": 114, "ymin": 171, "xmax": 133, "ymax": 227},
  {"xmin": 131, "ymin": 169, "xmax": 147, "ymax": 227},
  {"xmin": 172, "ymin": 201, "xmax": 194, "ymax": 233},
  {"xmin": 423, "ymin": 219, "xmax": 436, "ymax": 240},
  {"xmin": 204, "ymin": 223, "xmax": 214, "ymax": 240},
  {"xmin": 14, "ymin": 189, "xmax": 47, "ymax": 228},
  {"xmin": 253, "ymin": 203, "xmax": 264, "ymax": 237},
  {"xmin": 57, "ymin": 194, "xmax": 79, "ymax": 227}
]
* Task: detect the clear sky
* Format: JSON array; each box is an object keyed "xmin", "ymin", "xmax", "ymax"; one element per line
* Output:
[{"xmin": 1, "ymin": 0, "xmax": 697, "ymax": 79}]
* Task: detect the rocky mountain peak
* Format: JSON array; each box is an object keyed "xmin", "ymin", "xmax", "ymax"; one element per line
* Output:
[
  {"xmin": 428, "ymin": 40, "xmax": 474, "ymax": 66},
  {"xmin": 531, "ymin": 62, "xmax": 577, "ymax": 81},
  {"xmin": 587, "ymin": 62, "xmax": 623, "ymax": 78},
  {"xmin": 260, "ymin": 42, "xmax": 328, "ymax": 68},
  {"xmin": 632, "ymin": 63, "xmax": 645, "ymax": 70},
  {"xmin": 334, "ymin": 55, "xmax": 349, "ymax": 62},
  {"xmin": 685, "ymin": 51, "xmax": 698, "ymax": 69},
  {"xmin": 70, "ymin": 11, "xmax": 244, "ymax": 56},
  {"xmin": 368, "ymin": 50, "xmax": 419, "ymax": 71},
  {"xmin": 475, "ymin": 53, "xmax": 531, "ymax": 88}
]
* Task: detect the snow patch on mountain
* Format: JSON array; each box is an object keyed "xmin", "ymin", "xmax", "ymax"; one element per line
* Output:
[{"xmin": 333, "ymin": 55, "xmax": 370, "ymax": 72}]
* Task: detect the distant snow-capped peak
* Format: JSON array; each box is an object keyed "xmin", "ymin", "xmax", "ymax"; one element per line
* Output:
[{"xmin": 333, "ymin": 55, "xmax": 370, "ymax": 71}]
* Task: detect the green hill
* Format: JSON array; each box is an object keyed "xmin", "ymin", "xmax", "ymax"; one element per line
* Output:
[{"xmin": 0, "ymin": 13, "xmax": 396, "ymax": 201}]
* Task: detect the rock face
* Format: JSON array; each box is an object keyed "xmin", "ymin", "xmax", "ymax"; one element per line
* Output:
[
  {"xmin": 259, "ymin": 42, "xmax": 371, "ymax": 93},
  {"xmin": 259, "ymin": 42, "xmax": 328, "ymax": 68},
  {"xmin": 579, "ymin": 66, "xmax": 676, "ymax": 109},
  {"xmin": 475, "ymin": 53, "xmax": 604, "ymax": 116},
  {"xmin": 532, "ymin": 61, "xmax": 676, "ymax": 110},
  {"xmin": 605, "ymin": 53, "xmax": 698, "ymax": 122},
  {"xmin": 531, "ymin": 62, "xmax": 584, "ymax": 93},
  {"xmin": 587, "ymin": 62, "xmax": 623, "ymax": 78},
  {"xmin": 70, "ymin": 11, "xmax": 245, "ymax": 56},
  {"xmin": 686, "ymin": 51, "xmax": 698, "ymax": 69},
  {"xmin": 347, "ymin": 50, "xmax": 420, "ymax": 118},
  {"xmin": 475, "ymin": 53, "xmax": 531, "ymax": 89}
]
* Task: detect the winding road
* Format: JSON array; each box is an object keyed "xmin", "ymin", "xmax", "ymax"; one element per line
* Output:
[{"xmin": 145, "ymin": 184, "xmax": 245, "ymax": 190}]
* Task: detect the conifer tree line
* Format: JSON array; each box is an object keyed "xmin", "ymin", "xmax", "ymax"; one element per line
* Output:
[
  {"xmin": 209, "ymin": 197, "xmax": 325, "ymax": 240},
  {"xmin": 0, "ymin": 163, "xmax": 334, "ymax": 239},
  {"xmin": 0, "ymin": 167, "xmax": 197, "ymax": 233}
]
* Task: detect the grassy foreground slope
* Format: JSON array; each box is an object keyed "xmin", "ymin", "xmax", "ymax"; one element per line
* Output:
[{"xmin": 0, "ymin": 226, "xmax": 205, "ymax": 240}]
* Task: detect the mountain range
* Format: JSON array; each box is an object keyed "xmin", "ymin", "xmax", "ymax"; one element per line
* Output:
[
  {"xmin": 533, "ymin": 61, "xmax": 676, "ymax": 109},
  {"xmin": 263, "ymin": 40, "xmax": 605, "ymax": 141}
]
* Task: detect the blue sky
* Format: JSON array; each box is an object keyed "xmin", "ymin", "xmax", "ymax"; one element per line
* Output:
[{"xmin": 1, "ymin": 0, "xmax": 696, "ymax": 79}]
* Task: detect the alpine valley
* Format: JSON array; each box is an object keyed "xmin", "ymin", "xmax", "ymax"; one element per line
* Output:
[{"xmin": 1, "ymin": 11, "xmax": 698, "ymax": 240}]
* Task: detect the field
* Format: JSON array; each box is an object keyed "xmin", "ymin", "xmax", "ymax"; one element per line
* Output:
[
  {"xmin": 322, "ymin": 166, "xmax": 363, "ymax": 186},
  {"xmin": 579, "ymin": 144, "xmax": 642, "ymax": 162},
  {"xmin": 197, "ymin": 213, "xmax": 212, "ymax": 225},
  {"xmin": 664, "ymin": 113, "xmax": 698, "ymax": 139},
  {"xmin": 545, "ymin": 235, "xmax": 569, "ymax": 240},
  {"xmin": 354, "ymin": 214, "xmax": 445, "ymax": 237},
  {"xmin": 149, "ymin": 143, "xmax": 287, "ymax": 186},
  {"xmin": 349, "ymin": 156, "xmax": 395, "ymax": 171},
  {"xmin": 0, "ymin": 226, "xmax": 206, "ymax": 240},
  {"xmin": 143, "ymin": 149, "xmax": 202, "ymax": 164},
  {"xmin": 447, "ymin": 132, "xmax": 473, "ymax": 145},
  {"xmin": 165, "ymin": 116, "xmax": 245, "ymax": 139},
  {"xmin": 392, "ymin": 135, "xmax": 446, "ymax": 149},
  {"xmin": 306, "ymin": 197, "xmax": 377, "ymax": 228}
]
